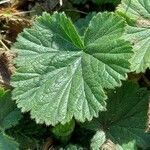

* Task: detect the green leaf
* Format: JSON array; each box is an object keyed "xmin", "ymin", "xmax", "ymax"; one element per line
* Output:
[
  {"xmin": 0, "ymin": 88, "xmax": 21, "ymax": 150},
  {"xmin": 0, "ymin": 88, "xmax": 22, "ymax": 130},
  {"xmin": 84, "ymin": 82, "xmax": 150, "ymax": 150},
  {"xmin": 9, "ymin": 133, "xmax": 39, "ymax": 150},
  {"xmin": 7, "ymin": 115, "xmax": 45, "ymax": 150},
  {"xmin": 11, "ymin": 12, "xmax": 132, "ymax": 126},
  {"xmin": 117, "ymin": 0, "xmax": 150, "ymax": 21},
  {"xmin": 117, "ymin": 0, "xmax": 150, "ymax": 72},
  {"xmin": 75, "ymin": 12, "xmax": 96, "ymax": 36},
  {"xmin": 90, "ymin": 131, "xmax": 106, "ymax": 150},
  {"xmin": 0, "ymin": 132, "xmax": 19, "ymax": 150}
]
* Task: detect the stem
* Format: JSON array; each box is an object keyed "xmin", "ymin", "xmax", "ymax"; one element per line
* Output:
[
  {"xmin": 0, "ymin": 39, "xmax": 10, "ymax": 51},
  {"xmin": 60, "ymin": 0, "xmax": 63, "ymax": 6},
  {"xmin": 65, "ymin": 9, "xmax": 88, "ymax": 14},
  {"xmin": 13, "ymin": 10, "xmax": 35, "ymax": 15},
  {"xmin": 0, "ymin": 0, "xmax": 10, "ymax": 5}
]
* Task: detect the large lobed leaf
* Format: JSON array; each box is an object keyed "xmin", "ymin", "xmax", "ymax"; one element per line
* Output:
[
  {"xmin": 117, "ymin": 0, "xmax": 150, "ymax": 73},
  {"xmin": 11, "ymin": 12, "xmax": 132, "ymax": 126},
  {"xmin": 83, "ymin": 82, "xmax": 150, "ymax": 150}
]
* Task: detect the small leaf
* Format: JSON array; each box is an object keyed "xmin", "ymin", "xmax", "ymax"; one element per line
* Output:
[
  {"xmin": 117, "ymin": 0, "xmax": 150, "ymax": 72},
  {"xmin": 90, "ymin": 131, "xmax": 106, "ymax": 150},
  {"xmin": 11, "ymin": 12, "xmax": 132, "ymax": 126},
  {"xmin": 84, "ymin": 82, "xmax": 150, "ymax": 149},
  {"xmin": 0, "ymin": 132, "xmax": 19, "ymax": 150},
  {"xmin": 0, "ymin": 88, "xmax": 22, "ymax": 130}
]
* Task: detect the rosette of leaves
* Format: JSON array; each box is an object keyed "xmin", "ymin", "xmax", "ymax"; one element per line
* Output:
[
  {"xmin": 83, "ymin": 82, "xmax": 150, "ymax": 150},
  {"xmin": 11, "ymin": 12, "xmax": 132, "ymax": 126},
  {"xmin": 0, "ymin": 88, "xmax": 22, "ymax": 150},
  {"xmin": 117, "ymin": 0, "xmax": 150, "ymax": 73}
]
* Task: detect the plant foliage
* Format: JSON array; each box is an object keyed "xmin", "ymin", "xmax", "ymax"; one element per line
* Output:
[
  {"xmin": 0, "ymin": 88, "xmax": 21, "ymax": 150},
  {"xmin": 84, "ymin": 82, "xmax": 150, "ymax": 150},
  {"xmin": 117, "ymin": 0, "xmax": 150, "ymax": 73},
  {"xmin": 0, "ymin": 0, "xmax": 149, "ymax": 149},
  {"xmin": 11, "ymin": 12, "xmax": 132, "ymax": 126}
]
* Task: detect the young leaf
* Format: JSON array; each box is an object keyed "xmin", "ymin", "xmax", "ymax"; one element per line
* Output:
[
  {"xmin": 11, "ymin": 12, "xmax": 132, "ymax": 126},
  {"xmin": 90, "ymin": 131, "xmax": 106, "ymax": 150},
  {"xmin": 0, "ymin": 132, "xmax": 19, "ymax": 150},
  {"xmin": 0, "ymin": 88, "xmax": 22, "ymax": 130},
  {"xmin": 84, "ymin": 82, "xmax": 150, "ymax": 150},
  {"xmin": 117, "ymin": 0, "xmax": 150, "ymax": 73}
]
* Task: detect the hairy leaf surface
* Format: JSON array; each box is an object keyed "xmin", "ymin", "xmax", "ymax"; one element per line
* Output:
[
  {"xmin": 75, "ymin": 12, "xmax": 96, "ymax": 36},
  {"xmin": 84, "ymin": 82, "xmax": 150, "ymax": 149},
  {"xmin": 90, "ymin": 131, "xmax": 106, "ymax": 150},
  {"xmin": 117, "ymin": 0, "xmax": 150, "ymax": 72},
  {"xmin": 11, "ymin": 12, "xmax": 132, "ymax": 125}
]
